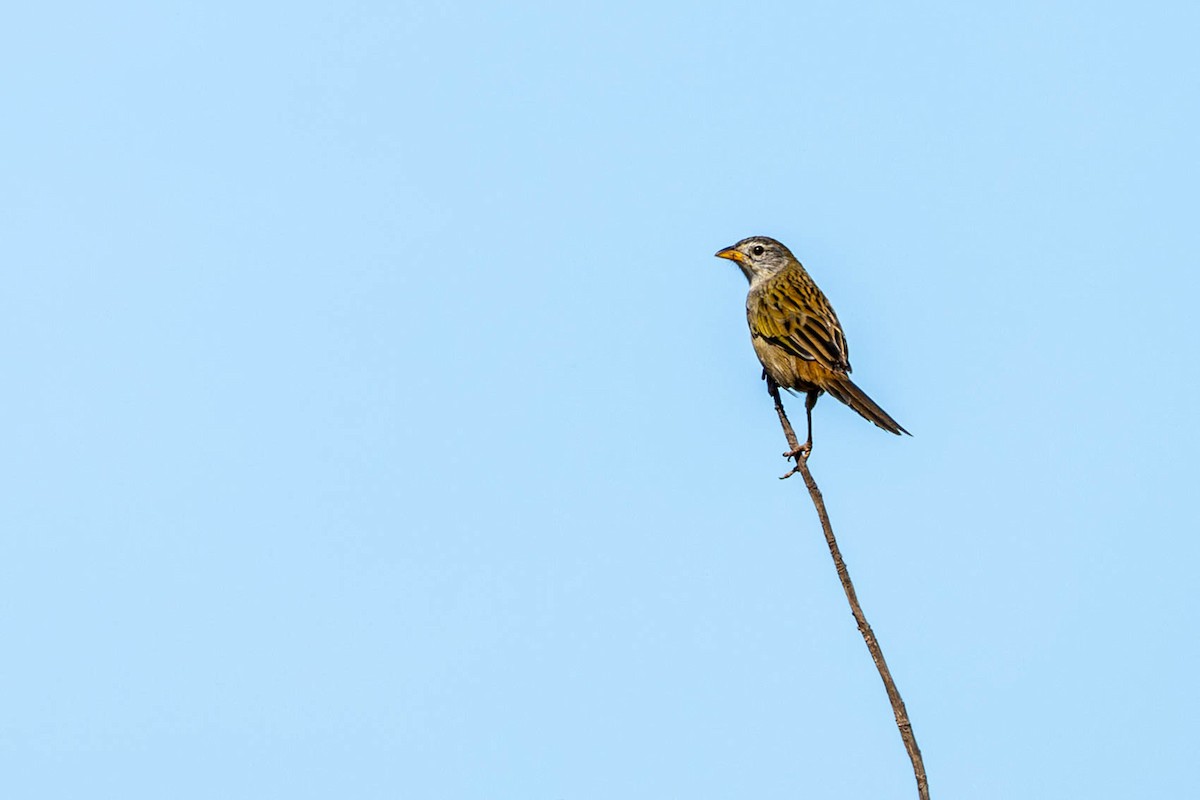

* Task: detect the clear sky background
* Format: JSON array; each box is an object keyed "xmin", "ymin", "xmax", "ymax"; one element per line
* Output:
[{"xmin": 3, "ymin": 2, "xmax": 1198, "ymax": 798}]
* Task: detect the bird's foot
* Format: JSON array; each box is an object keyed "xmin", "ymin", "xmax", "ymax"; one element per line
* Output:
[
  {"xmin": 778, "ymin": 442, "xmax": 811, "ymax": 480},
  {"xmin": 783, "ymin": 443, "xmax": 811, "ymax": 460}
]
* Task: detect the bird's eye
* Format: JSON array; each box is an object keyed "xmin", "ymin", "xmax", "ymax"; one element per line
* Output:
[{"xmin": 751, "ymin": 245, "xmax": 765, "ymax": 256}]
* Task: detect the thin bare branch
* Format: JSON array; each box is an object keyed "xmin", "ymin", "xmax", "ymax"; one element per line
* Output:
[{"xmin": 767, "ymin": 380, "xmax": 929, "ymax": 800}]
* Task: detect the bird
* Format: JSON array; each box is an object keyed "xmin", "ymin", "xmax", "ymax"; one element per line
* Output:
[{"xmin": 715, "ymin": 235, "xmax": 908, "ymax": 455}]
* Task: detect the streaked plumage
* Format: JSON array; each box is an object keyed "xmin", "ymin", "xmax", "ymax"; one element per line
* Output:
[{"xmin": 715, "ymin": 236, "xmax": 908, "ymax": 447}]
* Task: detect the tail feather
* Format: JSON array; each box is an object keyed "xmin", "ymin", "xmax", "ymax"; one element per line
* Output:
[{"xmin": 824, "ymin": 375, "xmax": 910, "ymax": 436}]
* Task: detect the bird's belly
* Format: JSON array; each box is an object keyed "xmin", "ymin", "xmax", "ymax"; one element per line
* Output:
[{"xmin": 751, "ymin": 336, "xmax": 828, "ymax": 392}]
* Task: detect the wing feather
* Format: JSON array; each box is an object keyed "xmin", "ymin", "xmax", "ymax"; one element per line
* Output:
[{"xmin": 748, "ymin": 266, "xmax": 852, "ymax": 373}]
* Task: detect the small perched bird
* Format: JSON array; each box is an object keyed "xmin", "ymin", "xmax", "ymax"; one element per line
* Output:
[{"xmin": 715, "ymin": 236, "xmax": 908, "ymax": 453}]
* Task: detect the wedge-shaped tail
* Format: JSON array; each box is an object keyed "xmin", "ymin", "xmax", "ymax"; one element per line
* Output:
[{"xmin": 823, "ymin": 374, "xmax": 910, "ymax": 436}]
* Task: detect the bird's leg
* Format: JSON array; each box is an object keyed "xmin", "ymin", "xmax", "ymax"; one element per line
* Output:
[
  {"xmin": 802, "ymin": 389, "xmax": 818, "ymax": 454},
  {"xmin": 767, "ymin": 380, "xmax": 810, "ymax": 478},
  {"xmin": 782, "ymin": 391, "xmax": 816, "ymax": 462}
]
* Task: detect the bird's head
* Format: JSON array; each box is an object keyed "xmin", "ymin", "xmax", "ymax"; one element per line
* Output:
[{"xmin": 714, "ymin": 236, "xmax": 796, "ymax": 284}]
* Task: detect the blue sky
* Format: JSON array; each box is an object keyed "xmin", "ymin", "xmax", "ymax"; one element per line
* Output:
[{"xmin": 3, "ymin": 2, "xmax": 1198, "ymax": 798}]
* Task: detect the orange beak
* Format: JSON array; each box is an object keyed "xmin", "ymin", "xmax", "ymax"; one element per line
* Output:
[{"xmin": 714, "ymin": 247, "xmax": 745, "ymax": 263}]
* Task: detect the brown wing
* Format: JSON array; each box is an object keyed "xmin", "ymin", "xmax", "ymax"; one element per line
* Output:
[{"xmin": 749, "ymin": 265, "xmax": 852, "ymax": 373}]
